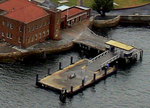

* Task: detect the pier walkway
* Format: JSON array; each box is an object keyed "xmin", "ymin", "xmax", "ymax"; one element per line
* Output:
[
  {"xmin": 73, "ymin": 28, "xmax": 108, "ymax": 51},
  {"xmin": 36, "ymin": 37, "xmax": 143, "ymax": 96},
  {"xmin": 37, "ymin": 50, "xmax": 118, "ymax": 95},
  {"xmin": 87, "ymin": 51, "xmax": 119, "ymax": 72}
]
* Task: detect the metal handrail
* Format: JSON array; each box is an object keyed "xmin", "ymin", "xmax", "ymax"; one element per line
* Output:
[
  {"xmin": 89, "ymin": 50, "xmax": 109, "ymax": 63},
  {"xmin": 100, "ymin": 54, "xmax": 120, "ymax": 68}
]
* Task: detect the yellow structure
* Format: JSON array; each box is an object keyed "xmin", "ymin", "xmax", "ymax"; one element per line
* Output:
[{"xmin": 106, "ymin": 40, "xmax": 134, "ymax": 51}]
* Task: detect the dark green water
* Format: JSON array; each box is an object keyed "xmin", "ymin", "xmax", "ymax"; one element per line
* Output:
[{"xmin": 0, "ymin": 25, "xmax": 150, "ymax": 108}]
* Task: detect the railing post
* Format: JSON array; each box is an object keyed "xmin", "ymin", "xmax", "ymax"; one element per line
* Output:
[
  {"xmin": 71, "ymin": 86, "xmax": 73, "ymax": 93},
  {"xmin": 48, "ymin": 68, "xmax": 51, "ymax": 75},
  {"xmin": 93, "ymin": 74, "xmax": 96, "ymax": 81}
]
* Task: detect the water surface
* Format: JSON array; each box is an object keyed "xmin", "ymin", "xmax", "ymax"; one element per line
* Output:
[{"xmin": 0, "ymin": 25, "xmax": 150, "ymax": 108}]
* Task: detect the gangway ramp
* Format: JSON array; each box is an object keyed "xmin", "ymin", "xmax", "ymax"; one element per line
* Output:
[
  {"xmin": 73, "ymin": 28, "xmax": 108, "ymax": 51},
  {"xmin": 37, "ymin": 51, "xmax": 119, "ymax": 95},
  {"xmin": 85, "ymin": 51, "xmax": 119, "ymax": 72}
]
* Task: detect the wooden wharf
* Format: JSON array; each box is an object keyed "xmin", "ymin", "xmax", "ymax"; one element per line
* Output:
[
  {"xmin": 36, "ymin": 27, "xmax": 143, "ymax": 99},
  {"xmin": 36, "ymin": 50, "xmax": 119, "ymax": 96}
]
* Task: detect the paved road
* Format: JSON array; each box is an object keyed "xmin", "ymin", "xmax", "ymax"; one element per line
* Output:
[
  {"xmin": 109, "ymin": 4, "xmax": 150, "ymax": 15},
  {"xmin": 91, "ymin": 4, "xmax": 150, "ymax": 16}
]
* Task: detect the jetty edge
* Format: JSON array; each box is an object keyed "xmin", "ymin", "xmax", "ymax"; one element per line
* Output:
[{"xmin": 36, "ymin": 38, "xmax": 143, "ymax": 98}]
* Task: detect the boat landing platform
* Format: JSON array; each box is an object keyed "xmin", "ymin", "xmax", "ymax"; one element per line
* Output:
[{"xmin": 36, "ymin": 58, "xmax": 117, "ymax": 95}]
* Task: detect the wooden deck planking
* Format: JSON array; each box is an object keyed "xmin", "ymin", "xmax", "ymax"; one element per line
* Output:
[
  {"xmin": 40, "ymin": 59, "xmax": 89, "ymax": 91},
  {"xmin": 39, "ymin": 56, "xmax": 116, "ymax": 93}
]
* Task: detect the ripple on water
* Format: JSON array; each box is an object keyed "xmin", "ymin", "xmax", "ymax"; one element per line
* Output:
[{"xmin": 0, "ymin": 26, "xmax": 150, "ymax": 108}]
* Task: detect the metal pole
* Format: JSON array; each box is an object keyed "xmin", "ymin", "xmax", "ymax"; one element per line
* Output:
[
  {"xmin": 82, "ymin": 79, "xmax": 84, "ymax": 87},
  {"xmin": 115, "ymin": 61, "xmax": 118, "ymax": 71},
  {"xmin": 48, "ymin": 68, "xmax": 51, "ymax": 75},
  {"xmin": 59, "ymin": 62, "xmax": 62, "ymax": 70},
  {"xmin": 93, "ymin": 74, "xmax": 96, "ymax": 81},
  {"xmin": 71, "ymin": 86, "xmax": 73, "ymax": 93},
  {"xmin": 36, "ymin": 74, "xmax": 39, "ymax": 85},
  {"xmin": 70, "ymin": 56, "xmax": 73, "ymax": 64}
]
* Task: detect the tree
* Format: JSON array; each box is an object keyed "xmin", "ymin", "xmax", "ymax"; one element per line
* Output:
[{"xmin": 92, "ymin": 0, "xmax": 114, "ymax": 17}]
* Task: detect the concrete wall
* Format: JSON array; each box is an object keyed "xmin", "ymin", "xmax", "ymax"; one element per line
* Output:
[{"xmin": 120, "ymin": 15, "xmax": 150, "ymax": 23}]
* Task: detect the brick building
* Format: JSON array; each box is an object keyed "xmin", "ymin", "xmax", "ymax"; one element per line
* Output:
[
  {"xmin": 59, "ymin": 6, "xmax": 91, "ymax": 29},
  {"xmin": 0, "ymin": 0, "xmax": 61, "ymax": 48},
  {"xmin": 0, "ymin": 0, "xmax": 90, "ymax": 48}
]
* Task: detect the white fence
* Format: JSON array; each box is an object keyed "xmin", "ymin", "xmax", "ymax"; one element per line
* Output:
[
  {"xmin": 89, "ymin": 50, "xmax": 109, "ymax": 64},
  {"xmin": 100, "ymin": 54, "xmax": 120, "ymax": 69}
]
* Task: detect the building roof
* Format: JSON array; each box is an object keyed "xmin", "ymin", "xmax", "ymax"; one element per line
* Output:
[
  {"xmin": 0, "ymin": 0, "xmax": 48, "ymax": 23},
  {"xmin": 61, "ymin": 7, "xmax": 83, "ymax": 18},
  {"xmin": 58, "ymin": 0, "xmax": 69, "ymax": 4},
  {"xmin": 106, "ymin": 40, "xmax": 134, "ymax": 51},
  {"xmin": 42, "ymin": 0, "xmax": 57, "ymax": 9},
  {"xmin": 75, "ymin": 6, "xmax": 90, "ymax": 10},
  {"xmin": 57, "ymin": 5, "xmax": 70, "ymax": 11},
  {"xmin": 32, "ymin": 0, "xmax": 45, "ymax": 4}
]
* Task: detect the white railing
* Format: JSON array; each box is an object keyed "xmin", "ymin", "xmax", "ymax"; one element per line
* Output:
[
  {"xmin": 89, "ymin": 50, "xmax": 109, "ymax": 64},
  {"xmin": 100, "ymin": 54, "xmax": 120, "ymax": 69}
]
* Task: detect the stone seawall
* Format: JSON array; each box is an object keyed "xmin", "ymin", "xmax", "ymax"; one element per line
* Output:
[
  {"xmin": 120, "ymin": 15, "xmax": 150, "ymax": 24},
  {"xmin": 0, "ymin": 42, "xmax": 74, "ymax": 63},
  {"xmin": 91, "ymin": 15, "xmax": 150, "ymax": 28},
  {"xmin": 91, "ymin": 15, "xmax": 120, "ymax": 28}
]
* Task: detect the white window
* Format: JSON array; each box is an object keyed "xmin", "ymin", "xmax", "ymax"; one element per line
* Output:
[
  {"xmin": 39, "ymin": 33, "xmax": 42, "ymax": 38},
  {"xmin": 18, "ymin": 37, "xmax": 21, "ymax": 43},
  {"xmin": 55, "ymin": 29, "xmax": 58, "ymax": 33},
  {"xmin": 28, "ymin": 28, "xmax": 30, "ymax": 32},
  {"xmin": 55, "ymin": 29, "xmax": 58, "ymax": 37},
  {"xmin": 43, "ymin": 22, "xmax": 46, "ymax": 26},
  {"xmin": 7, "ymin": 22, "xmax": 10, "ymax": 27},
  {"xmin": 36, "ymin": 25, "xmax": 38, "ymax": 29},
  {"xmin": 47, "ymin": 29, "xmax": 49, "ymax": 35},
  {"xmin": 32, "ymin": 27, "xmax": 34, "ymax": 31},
  {"xmin": 55, "ymin": 34, "xmax": 58, "ymax": 37},
  {"xmin": 87, "ymin": 12, "xmax": 89, "ymax": 16},
  {"xmin": 6, "ymin": 33, "xmax": 9, "ymax": 38},
  {"xmin": 2, "ymin": 32, "xmax": 4, "ymax": 37},
  {"xmin": 31, "ymin": 36, "xmax": 34, "ymax": 42},
  {"xmin": 19, "ymin": 26, "xmax": 22, "ymax": 32},
  {"xmin": 9, "ymin": 33, "xmax": 12, "ymax": 39},
  {"xmin": 2, "ymin": 21, "xmax": 5, "ymax": 25},
  {"xmin": 27, "ymin": 37, "xmax": 30, "ymax": 43},
  {"xmin": 79, "ymin": 16, "xmax": 82, "ymax": 21},
  {"xmin": 10, "ymin": 24, "xmax": 13, "ymax": 29},
  {"xmin": 35, "ymin": 34, "xmax": 38, "ymax": 40},
  {"xmin": 40, "ymin": 23, "xmax": 42, "ymax": 28},
  {"xmin": 43, "ymin": 31, "xmax": 45, "ymax": 37},
  {"xmin": 47, "ymin": 21, "xmax": 50, "ymax": 25},
  {"xmin": 57, "ymin": 19, "xmax": 59, "ymax": 24}
]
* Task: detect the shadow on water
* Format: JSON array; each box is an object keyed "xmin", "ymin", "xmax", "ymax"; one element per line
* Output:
[{"xmin": 0, "ymin": 22, "xmax": 149, "ymax": 107}]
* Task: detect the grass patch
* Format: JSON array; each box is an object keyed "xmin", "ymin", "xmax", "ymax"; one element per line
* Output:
[
  {"xmin": 114, "ymin": 0, "xmax": 150, "ymax": 8},
  {"xmin": 50, "ymin": 0, "xmax": 150, "ymax": 8}
]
